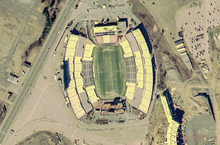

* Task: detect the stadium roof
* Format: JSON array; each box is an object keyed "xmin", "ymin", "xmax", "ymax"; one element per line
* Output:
[{"xmin": 94, "ymin": 25, "xmax": 117, "ymax": 34}]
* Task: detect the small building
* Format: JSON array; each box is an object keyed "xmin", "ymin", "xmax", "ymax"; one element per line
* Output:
[
  {"xmin": 23, "ymin": 61, "xmax": 32, "ymax": 68},
  {"xmin": 7, "ymin": 74, "xmax": 19, "ymax": 85}
]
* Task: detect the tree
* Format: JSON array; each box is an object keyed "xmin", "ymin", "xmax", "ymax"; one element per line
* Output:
[
  {"xmin": 42, "ymin": 7, "xmax": 49, "ymax": 16},
  {"xmin": 50, "ymin": 0, "xmax": 55, "ymax": 8}
]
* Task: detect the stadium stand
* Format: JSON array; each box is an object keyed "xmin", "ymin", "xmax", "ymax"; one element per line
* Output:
[
  {"xmin": 72, "ymin": 103, "xmax": 86, "ymax": 119},
  {"xmin": 83, "ymin": 40, "xmax": 95, "ymax": 61},
  {"xmin": 126, "ymin": 33, "xmax": 140, "ymax": 52},
  {"xmin": 85, "ymin": 85, "xmax": 99, "ymax": 105},
  {"xmin": 125, "ymin": 82, "xmax": 135, "ymax": 102},
  {"xmin": 119, "ymin": 37, "xmax": 133, "ymax": 58},
  {"xmin": 161, "ymin": 94, "xmax": 180, "ymax": 145},
  {"xmin": 64, "ymin": 35, "xmax": 87, "ymax": 119},
  {"xmin": 132, "ymin": 29, "xmax": 153, "ymax": 114},
  {"xmin": 134, "ymin": 51, "xmax": 144, "ymax": 89}
]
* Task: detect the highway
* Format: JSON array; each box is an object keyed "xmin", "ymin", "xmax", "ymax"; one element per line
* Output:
[{"xmin": 0, "ymin": 0, "xmax": 77, "ymax": 143}]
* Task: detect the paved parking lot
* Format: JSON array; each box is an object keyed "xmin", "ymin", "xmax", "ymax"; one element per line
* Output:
[{"xmin": 176, "ymin": 0, "xmax": 220, "ymax": 72}]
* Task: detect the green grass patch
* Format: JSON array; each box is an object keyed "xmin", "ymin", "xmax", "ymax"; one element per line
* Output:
[{"xmin": 93, "ymin": 44, "xmax": 126, "ymax": 99}]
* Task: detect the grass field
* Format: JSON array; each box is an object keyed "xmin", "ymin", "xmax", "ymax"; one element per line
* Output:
[{"xmin": 93, "ymin": 44, "xmax": 126, "ymax": 99}]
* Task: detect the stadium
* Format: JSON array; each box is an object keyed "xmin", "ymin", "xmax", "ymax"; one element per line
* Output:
[{"xmin": 64, "ymin": 21, "xmax": 155, "ymax": 122}]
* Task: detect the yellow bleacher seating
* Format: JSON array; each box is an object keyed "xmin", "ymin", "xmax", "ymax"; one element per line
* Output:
[
  {"xmin": 126, "ymin": 82, "xmax": 136, "ymax": 87},
  {"xmin": 139, "ymin": 42, "xmax": 149, "ymax": 51},
  {"xmin": 75, "ymin": 63, "xmax": 82, "ymax": 72},
  {"xmin": 126, "ymin": 92, "xmax": 134, "ymax": 100},
  {"xmin": 68, "ymin": 80, "xmax": 75, "ymax": 89},
  {"xmin": 83, "ymin": 51, "xmax": 91, "ymax": 58},
  {"xmin": 74, "ymin": 56, "xmax": 81, "ymax": 64},
  {"xmin": 76, "ymin": 86, "xmax": 84, "ymax": 95},
  {"xmin": 126, "ymin": 86, "xmax": 135, "ymax": 94},
  {"xmin": 69, "ymin": 95, "xmax": 80, "ymax": 106},
  {"xmin": 137, "ymin": 80, "xmax": 143, "ymax": 88},
  {"xmin": 143, "ymin": 57, "xmax": 151, "ymax": 66},
  {"xmin": 146, "ymin": 74, "xmax": 153, "ymax": 83},
  {"xmin": 137, "ymin": 65, "xmax": 143, "ymax": 73},
  {"xmin": 90, "ymin": 96, "xmax": 97, "ymax": 104},
  {"xmin": 67, "ymin": 88, "xmax": 77, "ymax": 97},
  {"xmin": 166, "ymin": 120, "xmax": 179, "ymax": 145},
  {"xmin": 142, "ymin": 89, "xmax": 151, "ymax": 99},
  {"xmin": 141, "ymin": 97, "xmax": 150, "ymax": 107},
  {"xmin": 86, "ymin": 86, "xmax": 99, "ymax": 104},
  {"xmin": 75, "ymin": 109, "xmax": 85, "ymax": 119},
  {"xmin": 84, "ymin": 44, "xmax": 95, "ymax": 56},
  {"xmin": 125, "ymin": 85, "xmax": 135, "ymax": 100},
  {"xmin": 135, "ymin": 35, "xmax": 145, "ymax": 43},
  {"xmin": 75, "ymin": 78, "xmax": 83, "ymax": 87},
  {"xmin": 124, "ymin": 53, "xmax": 133, "ymax": 58},
  {"xmin": 120, "ymin": 40, "xmax": 132, "ymax": 55},
  {"xmin": 135, "ymin": 51, "xmax": 141, "ymax": 59},
  {"xmin": 161, "ymin": 95, "xmax": 173, "ymax": 122},
  {"xmin": 67, "ymin": 41, "xmax": 77, "ymax": 48},
  {"xmin": 142, "ymin": 49, "xmax": 150, "ymax": 58},
  {"xmin": 74, "ymin": 71, "xmax": 81, "ymax": 79},
  {"xmin": 65, "ymin": 48, "xmax": 75, "ymax": 57},
  {"xmin": 83, "ymin": 57, "xmax": 93, "ymax": 61},
  {"xmin": 135, "ymin": 58, "xmax": 143, "ymax": 66},
  {"xmin": 132, "ymin": 29, "xmax": 141, "ymax": 37},
  {"xmin": 103, "ymin": 35, "xmax": 110, "ymax": 43},
  {"xmin": 69, "ymin": 64, "xmax": 74, "ymax": 73},
  {"xmin": 144, "ymin": 65, "xmax": 153, "ymax": 75},
  {"xmin": 67, "ymin": 57, "xmax": 74, "ymax": 63},
  {"xmin": 144, "ymin": 81, "xmax": 153, "ymax": 92},
  {"xmin": 137, "ymin": 73, "xmax": 143, "ymax": 81},
  {"xmin": 72, "ymin": 103, "xmax": 82, "ymax": 113},
  {"xmin": 139, "ymin": 104, "xmax": 149, "ymax": 113},
  {"xmin": 69, "ymin": 35, "xmax": 79, "ymax": 41}
]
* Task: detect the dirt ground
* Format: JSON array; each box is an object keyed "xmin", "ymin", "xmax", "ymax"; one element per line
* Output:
[
  {"xmin": 7, "ymin": 15, "xmax": 44, "ymax": 76},
  {"xmin": 0, "ymin": 0, "xmax": 66, "ymax": 103},
  {"xmin": 148, "ymin": 98, "xmax": 168, "ymax": 145},
  {"xmin": 17, "ymin": 131, "xmax": 73, "ymax": 145},
  {"xmin": 23, "ymin": 0, "xmax": 66, "ymax": 63},
  {"xmin": 128, "ymin": 0, "xmax": 192, "ymax": 91},
  {"xmin": 185, "ymin": 114, "xmax": 216, "ymax": 145},
  {"xmin": 0, "ymin": 10, "xmax": 22, "ymax": 65}
]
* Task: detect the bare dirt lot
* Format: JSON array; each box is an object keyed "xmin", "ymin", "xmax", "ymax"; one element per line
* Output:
[
  {"xmin": 0, "ymin": 0, "xmax": 66, "ymax": 103},
  {"xmin": 7, "ymin": 15, "xmax": 44, "ymax": 75},
  {"xmin": 0, "ymin": 0, "xmax": 66, "ymax": 127},
  {"xmin": 17, "ymin": 131, "xmax": 73, "ymax": 145},
  {"xmin": 22, "ymin": 0, "xmax": 67, "ymax": 65},
  {"xmin": 0, "ymin": 10, "xmax": 22, "ymax": 65},
  {"xmin": 128, "ymin": 0, "xmax": 192, "ymax": 90}
]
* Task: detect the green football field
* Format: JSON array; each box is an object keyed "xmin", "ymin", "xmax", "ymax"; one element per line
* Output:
[{"xmin": 93, "ymin": 44, "xmax": 126, "ymax": 99}]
